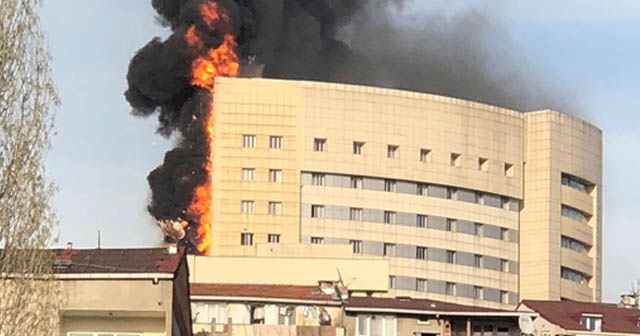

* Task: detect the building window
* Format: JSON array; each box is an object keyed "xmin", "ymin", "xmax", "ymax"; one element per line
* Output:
[
  {"xmin": 267, "ymin": 234, "xmax": 281, "ymax": 243},
  {"xmin": 240, "ymin": 233, "xmax": 254, "ymax": 246},
  {"xmin": 387, "ymin": 145, "xmax": 398, "ymax": 158},
  {"xmin": 241, "ymin": 168, "xmax": 255, "ymax": 181},
  {"xmin": 353, "ymin": 141, "xmax": 365, "ymax": 155},
  {"xmin": 311, "ymin": 237, "xmax": 324, "ymax": 244},
  {"xmin": 269, "ymin": 169, "xmax": 283, "ymax": 183},
  {"xmin": 311, "ymin": 205, "xmax": 325, "ymax": 218},
  {"xmin": 314, "ymin": 138, "xmax": 326, "ymax": 152},
  {"xmin": 268, "ymin": 202, "xmax": 282, "ymax": 215},
  {"xmin": 474, "ymin": 254, "xmax": 483, "ymax": 268},
  {"xmin": 474, "ymin": 223, "xmax": 483, "ymax": 236},
  {"xmin": 450, "ymin": 153, "xmax": 461, "ymax": 167},
  {"xmin": 420, "ymin": 148, "xmax": 431, "ymax": 162},
  {"xmin": 242, "ymin": 134, "xmax": 256, "ymax": 148},
  {"xmin": 269, "ymin": 136, "xmax": 282, "ymax": 149},
  {"xmin": 312, "ymin": 173, "xmax": 326, "ymax": 186},
  {"xmin": 350, "ymin": 240, "xmax": 363, "ymax": 254},
  {"xmin": 351, "ymin": 176, "xmax": 364, "ymax": 189},
  {"xmin": 500, "ymin": 228, "xmax": 509, "ymax": 241},
  {"xmin": 500, "ymin": 290, "xmax": 509, "ymax": 304},
  {"xmin": 504, "ymin": 163, "xmax": 514, "ymax": 177},
  {"xmin": 478, "ymin": 157, "xmax": 488, "ymax": 171},
  {"xmin": 192, "ymin": 302, "xmax": 228, "ymax": 326},
  {"xmin": 501, "ymin": 197, "xmax": 510, "ymax": 210},
  {"xmin": 580, "ymin": 315, "xmax": 602, "ymax": 332},
  {"xmin": 389, "ymin": 276, "xmax": 396, "ymax": 289},
  {"xmin": 501, "ymin": 259, "xmax": 510, "ymax": 272},
  {"xmin": 416, "ymin": 278, "xmax": 427, "ymax": 292},
  {"xmin": 446, "ymin": 250, "xmax": 456, "ymax": 264},
  {"xmin": 350, "ymin": 208, "xmax": 363, "ymax": 221},
  {"xmin": 417, "ymin": 183, "xmax": 428, "ymax": 196},
  {"xmin": 561, "ymin": 235, "xmax": 589, "ymax": 254},
  {"xmin": 446, "ymin": 282, "xmax": 456, "ymax": 296},
  {"xmin": 416, "ymin": 214, "xmax": 427, "ymax": 228},
  {"xmin": 561, "ymin": 267, "xmax": 588, "ymax": 285},
  {"xmin": 416, "ymin": 246, "xmax": 427, "ymax": 260},
  {"xmin": 384, "ymin": 243, "xmax": 396, "ymax": 257},
  {"xmin": 562, "ymin": 205, "xmax": 589, "ymax": 223},
  {"xmin": 562, "ymin": 173, "xmax": 593, "ymax": 193},
  {"xmin": 477, "ymin": 193, "xmax": 485, "ymax": 205},
  {"xmin": 384, "ymin": 179, "xmax": 396, "ymax": 192},
  {"xmin": 356, "ymin": 315, "xmax": 396, "ymax": 336},
  {"xmin": 383, "ymin": 211, "xmax": 396, "ymax": 224},
  {"xmin": 446, "ymin": 187, "xmax": 457, "ymax": 200},
  {"xmin": 446, "ymin": 218, "xmax": 456, "ymax": 232},
  {"xmin": 241, "ymin": 200, "xmax": 255, "ymax": 214},
  {"xmin": 474, "ymin": 286, "xmax": 484, "ymax": 300}
]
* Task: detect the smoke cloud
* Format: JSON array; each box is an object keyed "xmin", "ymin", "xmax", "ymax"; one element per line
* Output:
[{"xmin": 125, "ymin": 0, "xmax": 571, "ymax": 246}]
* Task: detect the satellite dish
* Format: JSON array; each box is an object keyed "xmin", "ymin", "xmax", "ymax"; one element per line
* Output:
[{"xmin": 518, "ymin": 315, "xmax": 534, "ymax": 335}]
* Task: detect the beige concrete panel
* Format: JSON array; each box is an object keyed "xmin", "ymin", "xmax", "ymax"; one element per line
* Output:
[
  {"xmin": 390, "ymin": 258, "xmax": 518, "ymax": 290},
  {"xmin": 560, "ymin": 278, "xmax": 593, "ymax": 302},
  {"xmin": 561, "ymin": 186, "xmax": 593, "ymax": 216},
  {"xmin": 60, "ymin": 316, "xmax": 165, "ymax": 336},
  {"xmin": 188, "ymin": 255, "xmax": 389, "ymax": 291},
  {"xmin": 561, "ymin": 217, "xmax": 594, "ymax": 248},
  {"xmin": 301, "ymin": 187, "xmax": 519, "ymax": 230},
  {"xmin": 62, "ymin": 280, "xmax": 172, "ymax": 313},
  {"xmin": 256, "ymin": 243, "xmax": 355, "ymax": 258},
  {"xmin": 560, "ymin": 248, "xmax": 594, "ymax": 277},
  {"xmin": 301, "ymin": 219, "xmax": 518, "ymax": 261}
]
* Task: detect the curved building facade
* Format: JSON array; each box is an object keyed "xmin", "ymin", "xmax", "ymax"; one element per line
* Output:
[{"xmin": 207, "ymin": 77, "xmax": 602, "ymax": 309}]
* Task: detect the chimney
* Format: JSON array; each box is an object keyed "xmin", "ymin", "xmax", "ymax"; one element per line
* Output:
[{"xmin": 66, "ymin": 241, "xmax": 73, "ymax": 250}]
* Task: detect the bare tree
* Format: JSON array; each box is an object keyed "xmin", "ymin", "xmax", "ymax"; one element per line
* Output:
[{"xmin": 0, "ymin": 0, "xmax": 61, "ymax": 334}]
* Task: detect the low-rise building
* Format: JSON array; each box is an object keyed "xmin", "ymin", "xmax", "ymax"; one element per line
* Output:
[
  {"xmin": 518, "ymin": 300, "xmax": 640, "ymax": 336},
  {"xmin": 189, "ymin": 283, "xmax": 534, "ymax": 336},
  {"xmin": 53, "ymin": 246, "xmax": 192, "ymax": 336}
]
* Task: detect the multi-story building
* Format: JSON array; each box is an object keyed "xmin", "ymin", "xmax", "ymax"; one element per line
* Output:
[{"xmin": 205, "ymin": 77, "xmax": 602, "ymax": 308}]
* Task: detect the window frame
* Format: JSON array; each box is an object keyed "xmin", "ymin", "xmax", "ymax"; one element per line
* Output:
[
  {"xmin": 240, "ymin": 232, "xmax": 254, "ymax": 246},
  {"xmin": 242, "ymin": 134, "xmax": 256, "ymax": 148},
  {"xmin": 268, "ymin": 201, "xmax": 283, "ymax": 215},
  {"xmin": 269, "ymin": 169, "xmax": 283, "ymax": 183},
  {"xmin": 350, "ymin": 240, "xmax": 363, "ymax": 254},
  {"xmin": 353, "ymin": 141, "xmax": 365, "ymax": 155},
  {"xmin": 387, "ymin": 145, "xmax": 399, "ymax": 158},
  {"xmin": 267, "ymin": 233, "xmax": 281, "ymax": 243},
  {"xmin": 241, "ymin": 168, "xmax": 256, "ymax": 182},
  {"xmin": 269, "ymin": 135, "xmax": 283, "ymax": 149},
  {"xmin": 311, "ymin": 204, "xmax": 325, "ymax": 218},
  {"xmin": 313, "ymin": 138, "xmax": 326, "ymax": 152}
]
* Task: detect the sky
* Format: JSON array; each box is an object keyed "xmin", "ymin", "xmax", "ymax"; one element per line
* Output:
[{"xmin": 39, "ymin": 1, "xmax": 639, "ymax": 302}]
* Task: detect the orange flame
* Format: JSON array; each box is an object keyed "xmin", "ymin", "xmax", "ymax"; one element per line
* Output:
[{"xmin": 185, "ymin": 3, "xmax": 239, "ymax": 255}]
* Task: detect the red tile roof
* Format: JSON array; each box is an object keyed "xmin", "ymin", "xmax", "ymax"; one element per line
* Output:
[
  {"xmin": 51, "ymin": 247, "xmax": 184, "ymax": 274},
  {"xmin": 347, "ymin": 296, "xmax": 506, "ymax": 313},
  {"xmin": 190, "ymin": 283, "xmax": 335, "ymax": 302},
  {"xmin": 521, "ymin": 300, "xmax": 640, "ymax": 334}
]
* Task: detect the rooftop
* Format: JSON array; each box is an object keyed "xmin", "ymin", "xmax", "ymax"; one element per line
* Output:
[
  {"xmin": 51, "ymin": 247, "xmax": 184, "ymax": 275},
  {"xmin": 190, "ymin": 283, "xmax": 334, "ymax": 302},
  {"xmin": 346, "ymin": 296, "xmax": 508, "ymax": 315},
  {"xmin": 521, "ymin": 300, "xmax": 640, "ymax": 334}
]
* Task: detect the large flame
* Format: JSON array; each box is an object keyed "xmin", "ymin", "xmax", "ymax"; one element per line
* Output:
[{"xmin": 184, "ymin": 3, "xmax": 239, "ymax": 255}]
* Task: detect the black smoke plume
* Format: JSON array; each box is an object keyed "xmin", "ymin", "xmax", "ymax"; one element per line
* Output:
[{"xmin": 125, "ymin": 0, "xmax": 569, "ymax": 235}]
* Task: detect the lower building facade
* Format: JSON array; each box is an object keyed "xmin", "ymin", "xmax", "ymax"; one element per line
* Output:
[{"xmin": 206, "ymin": 77, "xmax": 602, "ymax": 307}]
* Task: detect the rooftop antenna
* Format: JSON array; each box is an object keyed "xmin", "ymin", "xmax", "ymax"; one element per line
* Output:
[{"xmin": 97, "ymin": 230, "xmax": 101, "ymax": 249}]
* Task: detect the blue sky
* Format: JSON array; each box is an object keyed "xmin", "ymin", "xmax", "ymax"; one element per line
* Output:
[{"xmin": 40, "ymin": 1, "xmax": 639, "ymax": 302}]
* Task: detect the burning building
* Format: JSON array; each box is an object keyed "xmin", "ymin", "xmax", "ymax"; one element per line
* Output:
[{"xmin": 125, "ymin": 0, "xmax": 602, "ymax": 308}]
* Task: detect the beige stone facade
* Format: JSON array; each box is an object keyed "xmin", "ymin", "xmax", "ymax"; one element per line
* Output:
[{"xmin": 207, "ymin": 77, "xmax": 602, "ymax": 308}]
